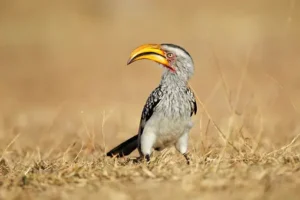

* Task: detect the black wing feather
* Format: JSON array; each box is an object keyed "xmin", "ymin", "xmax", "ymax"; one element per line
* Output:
[
  {"xmin": 193, "ymin": 100, "xmax": 197, "ymax": 115},
  {"xmin": 186, "ymin": 87, "xmax": 197, "ymax": 116},
  {"xmin": 138, "ymin": 85, "xmax": 164, "ymax": 136},
  {"xmin": 141, "ymin": 86, "xmax": 164, "ymax": 122}
]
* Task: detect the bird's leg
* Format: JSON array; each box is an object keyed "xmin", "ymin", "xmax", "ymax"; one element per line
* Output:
[
  {"xmin": 175, "ymin": 133, "xmax": 190, "ymax": 165},
  {"xmin": 139, "ymin": 131, "xmax": 156, "ymax": 163},
  {"xmin": 183, "ymin": 153, "xmax": 190, "ymax": 165}
]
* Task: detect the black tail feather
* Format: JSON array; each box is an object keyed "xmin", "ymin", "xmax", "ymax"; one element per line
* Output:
[{"xmin": 106, "ymin": 135, "xmax": 138, "ymax": 157}]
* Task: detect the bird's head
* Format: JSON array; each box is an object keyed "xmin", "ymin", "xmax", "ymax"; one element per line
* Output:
[{"xmin": 127, "ymin": 43, "xmax": 194, "ymax": 82}]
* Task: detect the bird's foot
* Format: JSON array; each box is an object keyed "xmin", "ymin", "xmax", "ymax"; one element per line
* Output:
[
  {"xmin": 132, "ymin": 156, "xmax": 143, "ymax": 164},
  {"xmin": 130, "ymin": 154, "xmax": 151, "ymax": 165},
  {"xmin": 132, "ymin": 155, "xmax": 151, "ymax": 164},
  {"xmin": 183, "ymin": 153, "xmax": 190, "ymax": 165},
  {"xmin": 145, "ymin": 154, "xmax": 150, "ymax": 163}
]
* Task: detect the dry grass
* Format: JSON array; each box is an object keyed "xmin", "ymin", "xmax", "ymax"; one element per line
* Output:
[
  {"xmin": 1, "ymin": 0, "xmax": 300, "ymax": 199},
  {"xmin": 1, "ymin": 133, "xmax": 300, "ymax": 200}
]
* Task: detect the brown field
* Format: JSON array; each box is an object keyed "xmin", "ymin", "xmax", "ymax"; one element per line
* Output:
[{"xmin": 1, "ymin": 0, "xmax": 300, "ymax": 199}]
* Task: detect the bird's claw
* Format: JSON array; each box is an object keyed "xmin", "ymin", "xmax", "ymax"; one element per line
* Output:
[
  {"xmin": 145, "ymin": 154, "xmax": 150, "ymax": 162},
  {"xmin": 183, "ymin": 153, "xmax": 190, "ymax": 165},
  {"xmin": 131, "ymin": 155, "xmax": 151, "ymax": 164}
]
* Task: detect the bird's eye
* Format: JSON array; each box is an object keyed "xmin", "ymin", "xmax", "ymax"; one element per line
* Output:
[{"xmin": 166, "ymin": 53, "xmax": 173, "ymax": 58}]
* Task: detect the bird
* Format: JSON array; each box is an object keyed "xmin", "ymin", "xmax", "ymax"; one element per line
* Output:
[{"xmin": 106, "ymin": 43, "xmax": 197, "ymax": 164}]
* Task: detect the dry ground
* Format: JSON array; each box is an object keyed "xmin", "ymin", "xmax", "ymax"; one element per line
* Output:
[{"xmin": 1, "ymin": 1, "xmax": 300, "ymax": 199}]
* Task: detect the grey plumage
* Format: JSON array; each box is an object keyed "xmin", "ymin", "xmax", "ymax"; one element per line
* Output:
[{"xmin": 106, "ymin": 44, "xmax": 197, "ymax": 163}]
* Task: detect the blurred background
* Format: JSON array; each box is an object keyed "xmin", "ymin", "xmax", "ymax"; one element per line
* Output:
[{"xmin": 0, "ymin": 0, "xmax": 299, "ymax": 153}]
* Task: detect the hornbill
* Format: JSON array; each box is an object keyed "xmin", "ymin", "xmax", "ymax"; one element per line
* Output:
[{"xmin": 106, "ymin": 43, "xmax": 197, "ymax": 164}]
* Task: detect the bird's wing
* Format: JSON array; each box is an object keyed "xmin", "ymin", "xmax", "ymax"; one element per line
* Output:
[
  {"xmin": 186, "ymin": 87, "xmax": 197, "ymax": 116},
  {"xmin": 137, "ymin": 85, "xmax": 164, "ymax": 136}
]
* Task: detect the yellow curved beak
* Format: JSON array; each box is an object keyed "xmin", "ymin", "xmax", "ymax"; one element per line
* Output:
[{"xmin": 127, "ymin": 44, "xmax": 173, "ymax": 71}]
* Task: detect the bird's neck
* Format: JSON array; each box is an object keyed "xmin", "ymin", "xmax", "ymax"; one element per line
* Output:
[{"xmin": 160, "ymin": 69, "xmax": 188, "ymax": 89}]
